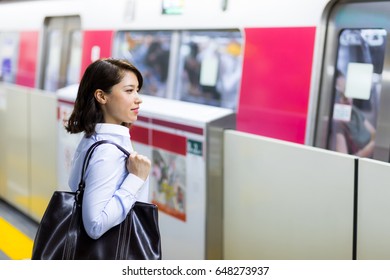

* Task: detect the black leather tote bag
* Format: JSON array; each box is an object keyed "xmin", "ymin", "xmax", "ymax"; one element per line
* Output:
[{"xmin": 31, "ymin": 140, "xmax": 161, "ymax": 260}]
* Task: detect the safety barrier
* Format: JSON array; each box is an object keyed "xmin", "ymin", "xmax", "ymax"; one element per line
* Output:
[
  {"xmin": 224, "ymin": 130, "xmax": 390, "ymax": 259},
  {"xmin": 0, "ymin": 83, "xmax": 57, "ymax": 221}
]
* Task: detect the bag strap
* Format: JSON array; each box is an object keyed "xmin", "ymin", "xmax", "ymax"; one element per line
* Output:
[{"xmin": 75, "ymin": 140, "xmax": 130, "ymax": 206}]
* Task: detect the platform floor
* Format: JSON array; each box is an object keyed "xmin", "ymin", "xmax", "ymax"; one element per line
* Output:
[{"xmin": 0, "ymin": 199, "xmax": 38, "ymax": 260}]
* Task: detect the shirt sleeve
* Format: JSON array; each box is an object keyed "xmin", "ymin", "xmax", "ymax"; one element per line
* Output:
[{"xmin": 81, "ymin": 145, "xmax": 149, "ymax": 239}]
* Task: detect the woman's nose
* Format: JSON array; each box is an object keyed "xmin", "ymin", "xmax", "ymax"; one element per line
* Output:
[{"xmin": 135, "ymin": 92, "xmax": 142, "ymax": 103}]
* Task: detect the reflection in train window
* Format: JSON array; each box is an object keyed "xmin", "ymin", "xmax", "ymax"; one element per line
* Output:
[
  {"xmin": 176, "ymin": 30, "xmax": 243, "ymax": 110},
  {"xmin": 328, "ymin": 29, "xmax": 387, "ymax": 158},
  {"xmin": 114, "ymin": 31, "xmax": 172, "ymax": 98},
  {"xmin": 0, "ymin": 32, "xmax": 19, "ymax": 83}
]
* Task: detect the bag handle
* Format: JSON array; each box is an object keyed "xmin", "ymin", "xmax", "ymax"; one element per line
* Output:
[{"xmin": 75, "ymin": 140, "xmax": 130, "ymax": 205}]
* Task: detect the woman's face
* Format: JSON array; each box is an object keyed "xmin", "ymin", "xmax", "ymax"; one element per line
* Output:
[{"xmin": 102, "ymin": 71, "xmax": 142, "ymax": 124}]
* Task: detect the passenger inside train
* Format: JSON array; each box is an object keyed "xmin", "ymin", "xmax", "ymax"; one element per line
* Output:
[{"xmin": 331, "ymin": 70, "xmax": 376, "ymax": 158}]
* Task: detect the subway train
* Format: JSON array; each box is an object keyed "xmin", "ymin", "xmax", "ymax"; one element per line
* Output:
[{"xmin": 2, "ymin": 0, "xmax": 390, "ymax": 259}]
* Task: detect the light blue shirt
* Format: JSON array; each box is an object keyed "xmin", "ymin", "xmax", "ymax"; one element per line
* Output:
[{"xmin": 68, "ymin": 123, "xmax": 149, "ymax": 239}]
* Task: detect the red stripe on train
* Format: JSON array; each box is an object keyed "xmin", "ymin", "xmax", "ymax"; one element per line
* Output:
[
  {"xmin": 16, "ymin": 31, "xmax": 39, "ymax": 87},
  {"xmin": 237, "ymin": 27, "xmax": 316, "ymax": 144}
]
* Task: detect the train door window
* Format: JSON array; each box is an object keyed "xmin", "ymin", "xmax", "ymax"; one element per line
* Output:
[
  {"xmin": 327, "ymin": 29, "xmax": 387, "ymax": 158},
  {"xmin": 113, "ymin": 31, "xmax": 173, "ymax": 98},
  {"xmin": 43, "ymin": 29, "xmax": 62, "ymax": 91},
  {"xmin": 175, "ymin": 30, "xmax": 243, "ymax": 110},
  {"xmin": 66, "ymin": 30, "xmax": 82, "ymax": 86},
  {"xmin": 0, "ymin": 32, "xmax": 20, "ymax": 83},
  {"xmin": 40, "ymin": 16, "xmax": 81, "ymax": 92}
]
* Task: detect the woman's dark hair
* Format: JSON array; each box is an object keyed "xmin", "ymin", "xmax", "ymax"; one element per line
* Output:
[{"xmin": 65, "ymin": 58, "xmax": 143, "ymax": 137}]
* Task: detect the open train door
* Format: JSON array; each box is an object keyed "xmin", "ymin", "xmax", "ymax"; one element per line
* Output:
[{"xmin": 308, "ymin": 0, "xmax": 390, "ymax": 162}]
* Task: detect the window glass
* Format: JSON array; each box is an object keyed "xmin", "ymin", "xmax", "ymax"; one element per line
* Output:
[
  {"xmin": 66, "ymin": 30, "xmax": 82, "ymax": 86},
  {"xmin": 0, "ymin": 32, "xmax": 19, "ymax": 83},
  {"xmin": 114, "ymin": 31, "xmax": 172, "ymax": 97},
  {"xmin": 329, "ymin": 29, "xmax": 387, "ymax": 158},
  {"xmin": 176, "ymin": 30, "xmax": 243, "ymax": 110},
  {"xmin": 44, "ymin": 30, "xmax": 62, "ymax": 91}
]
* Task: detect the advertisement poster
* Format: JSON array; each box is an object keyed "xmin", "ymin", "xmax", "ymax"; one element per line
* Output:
[{"xmin": 151, "ymin": 149, "xmax": 187, "ymax": 221}]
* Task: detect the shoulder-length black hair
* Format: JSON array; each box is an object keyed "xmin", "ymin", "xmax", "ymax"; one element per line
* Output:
[{"xmin": 65, "ymin": 58, "xmax": 143, "ymax": 137}]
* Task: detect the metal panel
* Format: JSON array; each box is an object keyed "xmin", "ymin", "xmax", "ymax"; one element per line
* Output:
[
  {"xmin": 29, "ymin": 89, "xmax": 57, "ymax": 221},
  {"xmin": 205, "ymin": 113, "xmax": 236, "ymax": 259},
  {"xmin": 5, "ymin": 85, "xmax": 29, "ymax": 215},
  {"xmin": 224, "ymin": 130, "xmax": 355, "ymax": 259},
  {"xmin": 357, "ymin": 158, "xmax": 390, "ymax": 259},
  {"xmin": 0, "ymin": 83, "xmax": 7, "ymax": 197}
]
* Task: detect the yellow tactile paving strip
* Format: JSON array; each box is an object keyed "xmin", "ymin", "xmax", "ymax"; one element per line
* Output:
[{"xmin": 0, "ymin": 217, "xmax": 34, "ymax": 260}]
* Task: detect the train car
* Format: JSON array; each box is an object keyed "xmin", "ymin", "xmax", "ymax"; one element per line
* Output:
[
  {"xmin": 3, "ymin": 0, "xmax": 390, "ymax": 258},
  {"xmin": 0, "ymin": 0, "xmax": 331, "ymax": 219},
  {"xmin": 0, "ymin": 0, "xmax": 331, "ymax": 142}
]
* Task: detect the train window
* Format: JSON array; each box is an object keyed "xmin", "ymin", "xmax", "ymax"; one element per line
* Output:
[
  {"xmin": 40, "ymin": 16, "xmax": 81, "ymax": 92},
  {"xmin": 0, "ymin": 32, "xmax": 20, "ymax": 83},
  {"xmin": 162, "ymin": 0, "xmax": 184, "ymax": 15},
  {"xmin": 328, "ymin": 29, "xmax": 387, "ymax": 158},
  {"xmin": 43, "ymin": 29, "xmax": 62, "ymax": 91},
  {"xmin": 175, "ymin": 30, "xmax": 243, "ymax": 110},
  {"xmin": 66, "ymin": 30, "xmax": 82, "ymax": 86},
  {"xmin": 113, "ymin": 31, "xmax": 172, "ymax": 98}
]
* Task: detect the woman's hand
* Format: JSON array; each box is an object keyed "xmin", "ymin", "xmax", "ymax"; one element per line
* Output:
[{"xmin": 126, "ymin": 151, "xmax": 151, "ymax": 181}]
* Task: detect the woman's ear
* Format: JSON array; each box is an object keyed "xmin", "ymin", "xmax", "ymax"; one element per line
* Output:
[{"xmin": 94, "ymin": 89, "xmax": 107, "ymax": 104}]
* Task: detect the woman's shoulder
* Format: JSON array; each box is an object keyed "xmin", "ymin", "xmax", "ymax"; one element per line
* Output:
[{"xmin": 90, "ymin": 140, "xmax": 128, "ymax": 158}]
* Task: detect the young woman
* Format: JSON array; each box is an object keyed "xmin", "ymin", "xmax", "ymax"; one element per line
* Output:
[{"xmin": 66, "ymin": 58, "xmax": 151, "ymax": 239}]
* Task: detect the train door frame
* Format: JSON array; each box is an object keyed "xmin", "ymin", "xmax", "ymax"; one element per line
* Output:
[
  {"xmin": 307, "ymin": 0, "xmax": 390, "ymax": 162},
  {"xmin": 39, "ymin": 16, "xmax": 82, "ymax": 92}
]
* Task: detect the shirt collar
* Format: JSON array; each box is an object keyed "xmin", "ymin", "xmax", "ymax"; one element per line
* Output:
[{"xmin": 95, "ymin": 123, "xmax": 130, "ymax": 137}]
